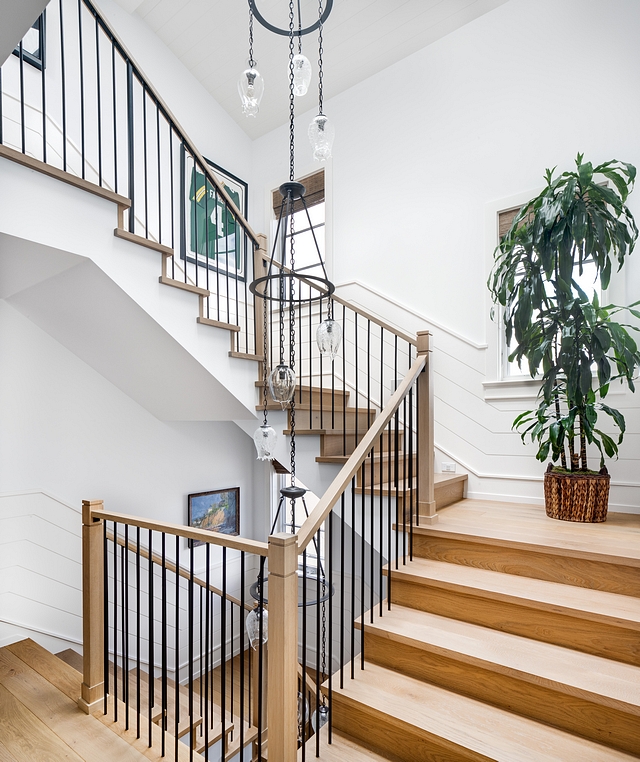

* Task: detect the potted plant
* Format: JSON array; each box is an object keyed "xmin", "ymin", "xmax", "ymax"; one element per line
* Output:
[{"xmin": 489, "ymin": 155, "xmax": 640, "ymax": 522}]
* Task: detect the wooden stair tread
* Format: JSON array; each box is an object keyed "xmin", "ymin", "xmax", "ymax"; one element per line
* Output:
[
  {"xmin": 428, "ymin": 499, "xmax": 640, "ymax": 566},
  {"xmin": 356, "ymin": 473, "xmax": 467, "ymax": 495},
  {"xmin": 361, "ymin": 604, "xmax": 640, "ymax": 714},
  {"xmin": 388, "ymin": 558, "xmax": 640, "ymax": 628},
  {"xmin": 55, "ymin": 648, "xmax": 84, "ymax": 673},
  {"xmin": 331, "ymin": 662, "xmax": 637, "ymax": 761},
  {"xmin": 299, "ymin": 727, "xmax": 394, "ymax": 760},
  {"xmin": 0, "ymin": 645, "xmax": 148, "ymax": 762}
]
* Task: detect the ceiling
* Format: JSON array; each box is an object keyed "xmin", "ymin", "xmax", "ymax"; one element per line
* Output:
[{"xmin": 118, "ymin": 0, "xmax": 510, "ymax": 139}]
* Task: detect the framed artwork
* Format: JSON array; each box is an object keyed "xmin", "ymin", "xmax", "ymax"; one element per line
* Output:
[
  {"xmin": 188, "ymin": 488, "xmax": 240, "ymax": 547},
  {"xmin": 185, "ymin": 157, "xmax": 248, "ymax": 281}
]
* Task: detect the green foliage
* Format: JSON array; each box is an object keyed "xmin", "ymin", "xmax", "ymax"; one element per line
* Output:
[{"xmin": 488, "ymin": 154, "xmax": 640, "ymax": 470}]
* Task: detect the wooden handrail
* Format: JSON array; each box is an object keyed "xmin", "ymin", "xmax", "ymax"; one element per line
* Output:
[
  {"xmin": 91, "ymin": 507, "xmax": 269, "ymax": 556},
  {"xmin": 295, "ymin": 353, "xmax": 427, "ymax": 551},
  {"xmin": 260, "ymin": 258, "xmax": 417, "ymax": 347},
  {"xmin": 81, "ymin": 0, "xmax": 260, "ymax": 247},
  {"xmin": 107, "ymin": 529, "xmax": 253, "ymax": 611}
]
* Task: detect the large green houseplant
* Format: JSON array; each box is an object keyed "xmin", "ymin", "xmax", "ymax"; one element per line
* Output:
[{"xmin": 489, "ymin": 155, "xmax": 640, "ymax": 521}]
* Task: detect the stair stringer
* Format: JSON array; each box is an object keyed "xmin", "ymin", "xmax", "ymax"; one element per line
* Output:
[{"xmin": 0, "ymin": 156, "xmax": 259, "ymax": 422}]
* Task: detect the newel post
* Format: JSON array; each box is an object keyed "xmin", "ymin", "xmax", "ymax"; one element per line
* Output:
[
  {"xmin": 254, "ymin": 233, "xmax": 268, "ymax": 369},
  {"xmin": 267, "ymin": 533, "xmax": 299, "ymax": 761},
  {"xmin": 78, "ymin": 499, "xmax": 105, "ymax": 714},
  {"xmin": 416, "ymin": 332, "xmax": 438, "ymax": 524}
]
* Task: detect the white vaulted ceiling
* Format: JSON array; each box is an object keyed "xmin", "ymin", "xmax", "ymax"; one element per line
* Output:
[{"xmin": 120, "ymin": 0, "xmax": 510, "ymax": 139}]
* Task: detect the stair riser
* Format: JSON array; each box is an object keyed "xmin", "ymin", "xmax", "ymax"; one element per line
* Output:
[
  {"xmin": 331, "ymin": 693, "xmax": 488, "ymax": 762},
  {"xmin": 390, "ymin": 579, "xmax": 640, "ymax": 666},
  {"xmin": 411, "ymin": 535, "xmax": 640, "ymax": 597},
  {"xmin": 356, "ymin": 454, "xmax": 417, "ymax": 487},
  {"xmin": 259, "ymin": 386, "xmax": 350, "ymax": 409},
  {"xmin": 320, "ymin": 430, "xmax": 404, "ymax": 457},
  {"xmin": 364, "ymin": 631, "xmax": 640, "ymax": 756},
  {"xmin": 291, "ymin": 408, "xmax": 376, "ymax": 431}
]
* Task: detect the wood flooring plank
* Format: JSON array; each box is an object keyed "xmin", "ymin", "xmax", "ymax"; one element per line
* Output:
[
  {"xmin": 0, "ymin": 683, "xmax": 84, "ymax": 762},
  {"xmin": 0, "ymin": 740, "xmax": 20, "ymax": 762},
  {"xmin": 6, "ymin": 640, "xmax": 80, "ymax": 702},
  {"xmin": 0, "ymin": 649, "xmax": 148, "ymax": 762}
]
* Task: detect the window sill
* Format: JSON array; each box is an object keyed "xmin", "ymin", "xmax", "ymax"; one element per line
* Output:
[{"xmin": 483, "ymin": 377, "xmax": 628, "ymax": 402}]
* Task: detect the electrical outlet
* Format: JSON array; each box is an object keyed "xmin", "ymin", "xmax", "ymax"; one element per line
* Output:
[{"xmin": 442, "ymin": 462, "xmax": 456, "ymax": 473}]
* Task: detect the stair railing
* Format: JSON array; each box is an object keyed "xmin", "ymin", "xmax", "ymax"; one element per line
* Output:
[
  {"xmin": 80, "ymin": 500, "xmax": 269, "ymax": 761},
  {"xmin": 265, "ymin": 333, "xmax": 433, "ymax": 761},
  {"xmin": 0, "ymin": 0, "xmax": 261, "ymax": 355}
]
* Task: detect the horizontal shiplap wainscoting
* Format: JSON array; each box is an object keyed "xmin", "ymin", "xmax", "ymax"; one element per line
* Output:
[{"xmin": 335, "ymin": 281, "xmax": 640, "ymax": 513}]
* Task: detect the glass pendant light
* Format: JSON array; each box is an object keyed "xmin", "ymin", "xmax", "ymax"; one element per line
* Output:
[
  {"xmin": 253, "ymin": 424, "xmax": 277, "ymax": 460},
  {"xmin": 316, "ymin": 317, "xmax": 341, "ymax": 360},
  {"xmin": 312, "ymin": 703, "xmax": 330, "ymax": 732},
  {"xmin": 238, "ymin": 67, "xmax": 264, "ymax": 117},
  {"xmin": 292, "ymin": 54, "xmax": 312, "ymax": 96},
  {"xmin": 246, "ymin": 605, "xmax": 268, "ymax": 650},
  {"xmin": 269, "ymin": 363, "xmax": 296, "ymax": 408},
  {"xmin": 309, "ymin": 114, "xmax": 334, "ymax": 161},
  {"xmin": 239, "ymin": 8, "xmax": 263, "ymax": 117}
]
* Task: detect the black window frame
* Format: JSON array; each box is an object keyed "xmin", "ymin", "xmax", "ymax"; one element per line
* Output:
[{"xmin": 13, "ymin": 13, "xmax": 46, "ymax": 71}]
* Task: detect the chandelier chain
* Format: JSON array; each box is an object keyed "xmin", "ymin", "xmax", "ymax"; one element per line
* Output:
[
  {"xmin": 297, "ymin": 0, "xmax": 302, "ymax": 54},
  {"xmin": 289, "ymin": 197, "xmax": 297, "ymax": 496},
  {"xmin": 248, "ymin": 7, "xmax": 255, "ymax": 68},
  {"xmin": 317, "ymin": 0, "xmax": 324, "ymax": 114},
  {"xmin": 262, "ymin": 294, "xmax": 269, "ymax": 425},
  {"xmin": 288, "ymin": 0, "xmax": 296, "ymax": 182}
]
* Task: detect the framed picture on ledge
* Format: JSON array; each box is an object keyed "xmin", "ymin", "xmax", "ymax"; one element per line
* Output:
[{"xmin": 188, "ymin": 487, "xmax": 240, "ymax": 547}]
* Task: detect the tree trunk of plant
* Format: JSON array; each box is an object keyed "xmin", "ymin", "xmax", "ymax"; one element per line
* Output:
[
  {"xmin": 580, "ymin": 417, "xmax": 588, "ymax": 471},
  {"xmin": 554, "ymin": 391, "xmax": 567, "ymax": 469},
  {"xmin": 568, "ymin": 429, "xmax": 579, "ymax": 472}
]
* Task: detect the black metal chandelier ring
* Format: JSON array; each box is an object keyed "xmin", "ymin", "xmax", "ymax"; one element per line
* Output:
[
  {"xmin": 248, "ymin": 0, "xmax": 333, "ymax": 37},
  {"xmin": 250, "ymin": 273, "xmax": 335, "ymax": 303}
]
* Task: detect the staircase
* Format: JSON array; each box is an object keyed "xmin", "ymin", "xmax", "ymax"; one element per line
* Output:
[
  {"xmin": 305, "ymin": 499, "xmax": 640, "ymax": 760},
  {"xmin": 0, "ymin": 638, "xmax": 205, "ymax": 761}
]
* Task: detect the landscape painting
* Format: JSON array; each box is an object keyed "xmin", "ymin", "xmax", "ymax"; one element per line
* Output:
[{"xmin": 188, "ymin": 488, "xmax": 239, "ymax": 546}]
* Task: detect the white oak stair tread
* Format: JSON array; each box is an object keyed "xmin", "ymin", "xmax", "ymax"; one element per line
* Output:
[
  {"xmin": 0, "ymin": 646, "xmax": 148, "ymax": 762},
  {"xmin": 428, "ymin": 499, "xmax": 640, "ymax": 566},
  {"xmin": 390, "ymin": 557, "xmax": 640, "ymax": 629},
  {"xmin": 361, "ymin": 604, "xmax": 640, "ymax": 714},
  {"xmin": 299, "ymin": 727, "xmax": 394, "ymax": 760},
  {"xmin": 331, "ymin": 662, "xmax": 637, "ymax": 761}
]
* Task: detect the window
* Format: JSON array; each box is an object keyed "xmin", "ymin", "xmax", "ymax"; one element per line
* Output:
[
  {"xmin": 13, "ymin": 14, "xmax": 45, "ymax": 70},
  {"xmin": 272, "ymin": 169, "xmax": 325, "ymax": 278},
  {"xmin": 497, "ymin": 207, "xmax": 601, "ymax": 378}
]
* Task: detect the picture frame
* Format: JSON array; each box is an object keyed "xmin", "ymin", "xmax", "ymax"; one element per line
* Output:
[
  {"xmin": 188, "ymin": 487, "xmax": 240, "ymax": 547},
  {"xmin": 184, "ymin": 157, "xmax": 248, "ymax": 282}
]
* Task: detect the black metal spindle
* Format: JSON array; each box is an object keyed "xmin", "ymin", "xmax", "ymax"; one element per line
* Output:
[
  {"xmin": 342, "ymin": 305, "xmax": 347, "ymax": 456},
  {"xmin": 156, "ymin": 105, "xmax": 161, "ymax": 244},
  {"xmin": 355, "ymin": 313, "xmax": 359, "ymax": 452},
  {"xmin": 409, "ymin": 385, "xmax": 414, "ymax": 561},
  {"xmin": 95, "ymin": 15, "xmax": 102, "ymax": 184},
  {"xmin": 327, "ymin": 510, "xmax": 333, "ymax": 744},
  {"xmin": 103, "ymin": 521, "xmax": 109, "ymax": 716},
  {"xmin": 113, "ymin": 522, "xmax": 118, "ymax": 723},
  {"xmin": 221, "ymin": 546, "xmax": 228, "ymax": 757},
  {"xmin": 214, "ymin": 187, "xmax": 220, "ymax": 319},
  {"xmin": 315, "ymin": 533, "xmax": 321, "ymax": 757},
  {"xmin": 126, "ymin": 61, "xmax": 134, "ymax": 233},
  {"xmin": 123, "ymin": 525, "xmax": 129, "ymax": 729},
  {"xmin": 18, "ymin": 41, "xmax": 25, "ymax": 154},
  {"xmin": 320, "ymin": 299, "xmax": 324, "ymax": 430},
  {"xmin": 350, "ymin": 478, "xmax": 355, "ymax": 679},
  {"xmin": 111, "ymin": 39, "xmax": 117, "ymax": 193},
  {"xmin": 370, "ymin": 442, "xmax": 375, "ymax": 623},
  {"xmin": 161, "ymin": 532, "xmax": 167, "ymax": 754},
  {"xmin": 78, "ymin": 0, "xmax": 85, "ymax": 178},
  {"xmin": 360, "ymin": 450, "xmax": 365, "ymax": 670},
  {"xmin": 204, "ymin": 544, "xmax": 210, "ymax": 755},
  {"xmin": 59, "ymin": 0, "xmax": 67, "ymax": 169},
  {"xmin": 387, "ymin": 422, "xmax": 392, "ymax": 609},
  {"xmin": 257, "ymin": 556, "xmax": 265, "ymax": 762},
  {"xmin": 240, "ymin": 551, "xmax": 245, "ymax": 753},
  {"xmin": 189, "ymin": 541, "xmax": 194, "ymax": 762},
  {"xmin": 339, "ymin": 493, "xmax": 344, "ymax": 689},
  {"xmin": 301, "ymin": 548, "xmax": 307, "ymax": 760},
  {"xmin": 41, "ymin": 13, "xmax": 47, "ymax": 162},
  {"xmin": 136, "ymin": 527, "xmax": 141, "ymax": 739},
  {"xmin": 379, "ymin": 432, "xmax": 384, "ymax": 616},
  {"xmin": 147, "ymin": 528, "xmax": 153, "ymax": 746},
  {"xmin": 143, "ymin": 87, "xmax": 148, "ymax": 238},
  {"xmin": 174, "ymin": 536, "xmax": 180, "ymax": 760},
  {"xmin": 309, "ymin": 295, "xmax": 313, "ymax": 429}
]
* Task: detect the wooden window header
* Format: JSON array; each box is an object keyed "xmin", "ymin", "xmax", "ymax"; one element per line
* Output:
[{"xmin": 272, "ymin": 169, "xmax": 324, "ymax": 217}]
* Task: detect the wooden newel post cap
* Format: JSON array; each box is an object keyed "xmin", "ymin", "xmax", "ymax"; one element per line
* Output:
[
  {"xmin": 82, "ymin": 500, "xmax": 104, "ymax": 525},
  {"xmin": 416, "ymin": 331, "xmax": 431, "ymax": 355}
]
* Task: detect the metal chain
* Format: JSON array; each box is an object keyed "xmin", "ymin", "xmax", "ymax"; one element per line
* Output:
[
  {"xmin": 297, "ymin": 0, "xmax": 302, "ymax": 54},
  {"xmin": 262, "ymin": 294, "xmax": 269, "ymax": 425},
  {"xmin": 248, "ymin": 6, "xmax": 255, "ymax": 68},
  {"xmin": 321, "ymin": 582, "xmax": 327, "ymax": 700},
  {"xmin": 289, "ymin": 193, "xmax": 297, "ymax": 494},
  {"xmin": 317, "ymin": 0, "xmax": 324, "ymax": 115},
  {"xmin": 288, "ymin": 0, "xmax": 296, "ymax": 181}
]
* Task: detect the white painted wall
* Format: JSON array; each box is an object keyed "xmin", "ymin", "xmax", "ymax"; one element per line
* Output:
[{"xmin": 252, "ymin": 0, "xmax": 640, "ymax": 510}]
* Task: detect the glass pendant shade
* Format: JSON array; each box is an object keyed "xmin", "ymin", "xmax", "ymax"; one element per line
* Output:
[
  {"xmin": 291, "ymin": 54, "xmax": 312, "ymax": 96},
  {"xmin": 308, "ymin": 114, "xmax": 335, "ymax": 161},
  {"xmin": 238, "ymin": 67, "xmax": 264, "ymax": 117},
  {"xmin": 316, "ymin": 319, "xmax": 342, "ymax": 361},
  {"xmin": 269, "ymin": 364, "xmax": 296, "ymax": 407},
  {"xmin": 312, "ymin": 703, "xmax": 330, "ymax": 732},
  {"xmin": 253, "ymin": 424, "xmax": 277, "ymax": 461},
  {"xmin": 246, "ymin": 606, "xmax": 268, "ymax": 650}
]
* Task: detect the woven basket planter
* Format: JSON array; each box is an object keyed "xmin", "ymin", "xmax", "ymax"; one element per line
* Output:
[{"xmin": 543, "ymin": 463, "xmax": 610, "ymax": 522}]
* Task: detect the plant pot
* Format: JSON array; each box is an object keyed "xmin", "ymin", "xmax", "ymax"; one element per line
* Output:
[{"xmin": 543, "ymin": 463, "xmax": 610, "ymax": 522}]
